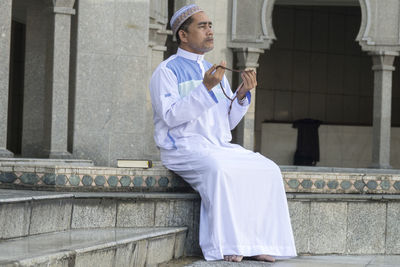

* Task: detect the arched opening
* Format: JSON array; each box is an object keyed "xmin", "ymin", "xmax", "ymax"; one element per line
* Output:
[
  {"xmin": 5, "ymin": 0, "xmax": 77, "ymax": 158},
  {"xmin": 256, "ymin": 1, "xmax": 389, "ymax": 168}
]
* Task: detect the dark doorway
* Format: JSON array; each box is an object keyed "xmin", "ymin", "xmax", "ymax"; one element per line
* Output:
[{"xmin": 7, "ymin": 20, "xmax": 25, "ymax": 155}]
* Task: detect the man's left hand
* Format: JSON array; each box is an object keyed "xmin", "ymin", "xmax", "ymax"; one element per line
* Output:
[{"xmin": 236, "ymin": 69, "xmax": 257, "ymax": 100}]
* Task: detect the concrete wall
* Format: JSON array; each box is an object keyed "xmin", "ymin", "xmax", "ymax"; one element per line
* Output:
[
  {"xmin": 288, "ymin": 195, "xmax": 400, "ymax": 255},
  {"xmin": 261, "ymin": 122, "xmax": 400, "ymax": 168},
  {"xmin": 72, "ymin": 0, "xmax": 150, "ymax": 166},
  {"xmin": 71, "ymin": 0, "xmax": 232, "ymax": 166},
  {"xmin": 255, "ymin": 6, "xmax": 400, "ymax": 152}
]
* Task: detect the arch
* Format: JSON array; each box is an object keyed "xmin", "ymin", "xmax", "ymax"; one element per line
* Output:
[
  {"xmin": 229, "ymin": 0, "xmax": 277, "ymax": 49},
  {"xmin": 356, "ymin": 0, "xmax": 374, "ymax": 46},
  {"xmin": 256, "ymin": 2, "xmax": 370, "ymax": 165},
  {"xmin": 261, "ymin": 0, "xmax": 277, "ymax": 44},
  {"xmin": 269, "ymin": 0, "xmax": 365, "ymax": 50},
  {"xmin": 356, "ymin": 0, "xmax": 400, "ymax": 51}
]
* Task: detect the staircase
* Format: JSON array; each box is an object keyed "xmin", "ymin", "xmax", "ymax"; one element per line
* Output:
[
  {"xmin": 1, "ymin": 161, "xmax": 400, "ymax": 266},
  {"xmin": 0, "ymin": 189, "xmax": 197, "ymax": 266},
  {"xmin": 0, "ymin": 227, "xmax": 186, "ymax": 266}
]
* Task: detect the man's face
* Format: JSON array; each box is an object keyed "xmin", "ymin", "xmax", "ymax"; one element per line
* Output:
[{"xmin": 180, "ymin": 11, "xmax": 214, "ymax": 54}]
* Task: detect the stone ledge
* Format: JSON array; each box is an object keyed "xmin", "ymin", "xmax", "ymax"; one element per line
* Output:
[
  {"xmin": 0, "ymin": 189, "xmax": 199, "ymax": 203},
  {"xmin": 73, "ymin": 192, "xmax": 200, "ymax": 200},
  {"xmin": 0, "ymin": 189, "xmax": 74, "ymax": 203},
  {"xmin": 287, "ymin": 193, "xmax": 400, "ymax": 201},
  {"xmin": 1, "ymin": 163, "xmax": 400, "ymax": 193},
  {"xmin": 280, "ymin": 165, "xmax": 400, "ymax": 174},
  {"xmin": 4, "ymin": 188, "xmax": 400, "ymax": 204},
  {"xmin": 0, "ymin": 158, "xmax": 94, "ymax": 167}
]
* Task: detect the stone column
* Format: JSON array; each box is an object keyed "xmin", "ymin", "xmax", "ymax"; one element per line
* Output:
[
  {"xmin": 233, "ymin": 48, "xmax": 264, "ymax": 150},
  {"xmin": 45, "ymin": 0, "xmax": 75, "ymax": 158},
  {"xmin": 0, "ymin": 0, "xmax": 14, "ymax": 157},
  {"xmin": 369, "ymin": 51, "xmax": 398, "ymax": 169},
  {"xmin": 145, "ymin": 0, "xmax": 172, "ymax": 160}
]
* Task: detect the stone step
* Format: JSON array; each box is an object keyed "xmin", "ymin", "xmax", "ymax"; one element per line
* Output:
[
  {"xmin": 0, "ymin": 189, "xmax": 201, "ymax": 256},
  {"xmin": 0, "ymin": 227, "xmax": 187, "ymax": 267},
  {"xmin": 2, "ymin": 188, "xmax": 400, "ymax": 257}
]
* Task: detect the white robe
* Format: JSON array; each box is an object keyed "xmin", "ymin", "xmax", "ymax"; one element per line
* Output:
[{"xmin": 150, "ymin": 48, "xmax": 297, "ymax": 260}]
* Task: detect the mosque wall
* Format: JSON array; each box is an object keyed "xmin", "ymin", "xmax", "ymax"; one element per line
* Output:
[
  {"xmin": 15, "ymin": 0, "xmax": 233, "ymax": 166},
  {"xmin": 4, "ymin": 0, "xmax": 400, "ymax": 167},
  {"xmin": 72, "ymin": 0, "xmax": 150, "ymax": 166}
]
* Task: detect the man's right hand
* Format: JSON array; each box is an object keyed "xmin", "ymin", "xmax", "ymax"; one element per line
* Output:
[{"xmin": 203, "ymin": 61, "xmax": 226, "ymax": 91}]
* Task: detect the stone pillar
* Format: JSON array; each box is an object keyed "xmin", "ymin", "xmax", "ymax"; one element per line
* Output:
[
  {"xmin": 148, "ymin": 1, "xmax": 170, "ymax": 72},
  {"xmin": 369, "ymin": 51, "xmax": 398, "ymax": 169},
  {"xmin": 357, "ymin": 0, "xmax": 400, "ymax": 168},
  {"xmin": 233, "ymin": 48, "xmax": 264, "ymax": 150},
  {"xmin": 145, "ymin": 0, "xmax": 172, "ymax": 160},
  {"xmin": 22, "ymin": 2, "xmax": 51, "ymax": 158},
  {"xmin": 45, "ymin": 0, "xmax": 75, "ymax": 158},
  {"xmin": 0, "ymin": 0, "xmax": 14, "ymax": 157}
]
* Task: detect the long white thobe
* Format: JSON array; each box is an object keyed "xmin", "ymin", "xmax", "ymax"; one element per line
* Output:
[{"xmin": 150, "ymin": 48, "xmax": 297, "ymax": 260}]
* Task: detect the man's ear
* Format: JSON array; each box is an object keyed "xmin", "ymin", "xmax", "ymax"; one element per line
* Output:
[{"xmin": 178, "ymin": 30, "xmax": 188, "ymax": 43}]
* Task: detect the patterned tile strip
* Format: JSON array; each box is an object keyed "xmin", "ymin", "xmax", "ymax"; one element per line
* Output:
[{"xmin": 1, "ymin": 166, "xmax": 400, "ymax": 193}]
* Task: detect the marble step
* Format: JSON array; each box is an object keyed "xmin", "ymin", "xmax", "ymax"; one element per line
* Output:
[
  {"xmin": 0, "ymin": 227, "xmax": 187, "ymax": 267},
  {"xmin": 3, "ymin": 188, "xmax": 400, "ymax": 257},
  {"xmin": 0, "ymin": 189, "xmax": 202, "ymax": 256}
]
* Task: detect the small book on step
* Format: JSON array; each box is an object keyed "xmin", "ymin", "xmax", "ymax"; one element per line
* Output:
[{"xmin": 117, "ymin": 159, "xmax": 152, "ymax": 168}]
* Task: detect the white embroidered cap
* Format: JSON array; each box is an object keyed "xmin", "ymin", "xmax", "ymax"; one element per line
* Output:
[{"xmin": 170, "ymin": 4, "xmax": 203, "ymax": 37}]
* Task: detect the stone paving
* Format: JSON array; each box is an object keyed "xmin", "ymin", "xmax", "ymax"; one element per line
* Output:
[{"xmin": 180, "ymin": 255, "xmax": 400, "ymax": 267}]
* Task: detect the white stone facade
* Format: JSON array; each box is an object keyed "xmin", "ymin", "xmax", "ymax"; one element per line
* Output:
[{"xmin": 1, "ymin": 0, "xmax": 400, "ymax": 168}]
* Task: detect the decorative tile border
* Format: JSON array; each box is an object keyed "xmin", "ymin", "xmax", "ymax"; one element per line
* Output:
[
  {"xmin": 283, "ymin": 172, "xmax": 400, "ymax": 194},
  {"xmin": 1, "ymin": 164, "xmax": 400, "ymax": 193},
  {"xmin": 0, "ymin": 165, "xmax": 191, "ymax": 192}
]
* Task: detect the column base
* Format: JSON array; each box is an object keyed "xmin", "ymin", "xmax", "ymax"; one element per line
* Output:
[
  {"xmin": 0, "ymin": 148, "xmax": 14, "ymax": 158},
  {"xmin": 369, "ymin": 163, "xmax": 392, "ymax": 169},
  {"xmin": 47, "ymin": 151, "xmax": 73, "ymax": 159}
]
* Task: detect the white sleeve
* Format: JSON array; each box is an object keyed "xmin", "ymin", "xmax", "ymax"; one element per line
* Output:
[{"xmin": 150, "ymin": 66, "xmax": 218, "ymax": 128}]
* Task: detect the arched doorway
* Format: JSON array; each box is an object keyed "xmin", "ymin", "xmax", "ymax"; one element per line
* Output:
[{"xmin": 256, "ymin": 1, "xmax": 391, "ymax": 168}]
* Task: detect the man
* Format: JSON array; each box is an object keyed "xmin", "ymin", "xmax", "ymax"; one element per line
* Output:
[{"xmin": 150, "ymin": 4, "xmax": 296, "ymax": 262}]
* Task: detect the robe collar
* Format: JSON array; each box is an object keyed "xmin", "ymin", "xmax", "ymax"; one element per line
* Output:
[{"xmin": 177, "ymin": 47, "xmax": 204, "ymax": 62}]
